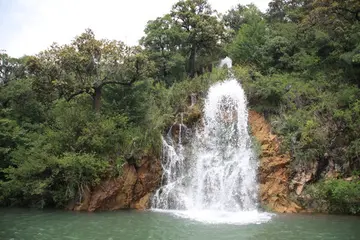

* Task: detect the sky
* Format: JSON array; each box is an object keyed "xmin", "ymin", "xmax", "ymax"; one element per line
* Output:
[{"xmin": 0, "ymin": 0, "xmax": 270, "ymax": 57}]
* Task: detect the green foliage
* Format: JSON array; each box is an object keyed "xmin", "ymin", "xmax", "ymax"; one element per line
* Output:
[
  {"xmin": 228, "ymin": 11, "xmax": 266, "ymax": 65},
  {"xmin": 309, "ymin": 179, "xmax": 360, "ymax": 215},
  {"xmin": 234, "ymin": 66, "xmax": 285, "ymax": 113},
  {"xmin": 140, "ymin": 15, "xmax": 187, "ymax": 85},
  {"xmin": 0, "ymin": 118, "xmax": 23, "ymax": 172},
  {"xmin": 1, "ymin": 0, "xmax": 360, "ymax": 215},
  {"xmin": 30, "ymin": 29, "xmax": 154, "ymax": 112},
  {"xmin": 142, "ymin": 0, "xmax": 226, "ymax": 80},
  {"xmin": 51, "ymin": 153, "xmax": 108, "ymax": 206},
  {"xmin": 0, "ymin": 39, "xmax": 171, "ymax": 208},
  {"xmin": 1, "ymin": 149, "xmax": 108, "ymax": 208},
  {"xmin": 0, "ymin": 78, "xmax": 46, "ymax": 124},
  {"xmin": 169, "ymin": 68, "xmax": 228, "ymax": 112},
  {"xmin": 223, "ymin": 4, "xmax": 263, "ymax": 33},
  {"xmin": 237, "ymin": 62, "xmax": 360, "ymax": 176}
]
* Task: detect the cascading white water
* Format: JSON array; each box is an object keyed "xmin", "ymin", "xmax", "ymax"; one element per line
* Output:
[
  {"xmin": 152, "ymin": 58, "xmax": 272, "ymax": 224},
  {"xmin": 219, "ymin": 56, "xmax": 232, "ymax": 68},
  {"xmin": 189, "ymin": 79, "xmax": 257, "ymax": 211}
]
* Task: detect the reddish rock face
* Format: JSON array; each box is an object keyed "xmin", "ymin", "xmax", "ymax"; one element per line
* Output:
[
  {"xmin": 71, "ymin": 156, "xmax": 162, "ymax": 212},
  {"xmin": 249, "ymin": 111, "xmax": 302, "ymax": 213},
  {"xmin": 71, "ymin": 112, "xmax": 301, "ymax": 213}
]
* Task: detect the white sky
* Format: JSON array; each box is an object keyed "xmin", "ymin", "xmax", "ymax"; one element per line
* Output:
[{"xmin": 0, "ymin": 0, "xmax": 270, "ymax": 57}]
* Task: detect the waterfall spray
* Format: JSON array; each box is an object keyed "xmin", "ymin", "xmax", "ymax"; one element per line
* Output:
[{"xmin": 152, "ymin": 57, "xmax": 272, "ymax": 224}]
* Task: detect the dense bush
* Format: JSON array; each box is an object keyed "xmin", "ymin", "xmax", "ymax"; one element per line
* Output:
[
  {"xmin": 308, "ymin": 179, "xmax": 360, "ymax": 215},
  {"xmin": 1, "ymin": 152, "xmax": 108, "ymax": 208}
]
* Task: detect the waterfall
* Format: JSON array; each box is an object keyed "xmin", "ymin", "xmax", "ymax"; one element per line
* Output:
[
  {"xmin": 190, "ymin": 79, "xmax": 257, "ymax": 211},
  {"xmin": 152, "ymin": 58, "xmax": 272, "ymax": 224},
  {"xmin": 219, "ymin": 56, "xmax": 232, "ymax": 68}
]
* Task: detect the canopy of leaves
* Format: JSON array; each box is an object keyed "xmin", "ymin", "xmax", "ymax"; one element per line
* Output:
[{"xmin": 1, "ymin": 0, "xmax": 360, "ymax": 214}]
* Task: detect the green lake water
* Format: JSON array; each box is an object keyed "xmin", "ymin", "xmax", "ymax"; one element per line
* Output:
[{"xmin": 1, "ymin": 208, "xmax": 359, "ymax": 240}]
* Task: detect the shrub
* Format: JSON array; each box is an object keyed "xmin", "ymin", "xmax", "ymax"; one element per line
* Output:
[
  {"xmin": 1, "ymin": 149, "xmax": 108, "ymax": 208},
  {"xmin": 309, "ymin": 179, "xmax": 360, "ymax": 215}
]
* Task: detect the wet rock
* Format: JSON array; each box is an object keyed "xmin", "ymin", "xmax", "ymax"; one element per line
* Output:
[
  {"xmin": 249, "ymin": 111, "xmax": 301, "ymax": 213},
  {"xmin": 324, "ymin": 159, "xmax": 340, "ymax": 179},
  {"xmin": 290, "ymin": 161, "xmax": 319, "ymax": 196},
  {"xmin": 131, "ymin": 193, "xmax": 151, "ymax": 210},
  {"xmin": 73, "ymin": 186, "xmax": 92, "ymax": 211},
  {"xmin": 345, "ymin": 177, "xmax": 353, "ymax": 181}
]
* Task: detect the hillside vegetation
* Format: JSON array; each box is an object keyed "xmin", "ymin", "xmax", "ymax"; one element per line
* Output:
[{"xmin": 1, "ymin": 0, "xmax": 359, "ymax": 214}]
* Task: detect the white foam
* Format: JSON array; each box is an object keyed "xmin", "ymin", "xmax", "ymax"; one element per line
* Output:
[
  {"xmin": 152, "ymin": 209, "xmax": 273, "ymax": 225},
  {"xmin": 152, "ymin": 57, "xmax": 273, "ymax": 225}
]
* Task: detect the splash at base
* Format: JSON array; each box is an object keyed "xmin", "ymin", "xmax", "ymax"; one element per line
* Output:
[
  {"xmin": 152, "ymin": 58, "xmax": 273, "ymax": 225},
  {"xmin": 152, "ymin": 209, "xmax": 273, "ymax": 225}
]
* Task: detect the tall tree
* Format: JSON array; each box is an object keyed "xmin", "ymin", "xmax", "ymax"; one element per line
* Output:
[
  {"xmin": 223, "ymin": 4, "xmax": 262, "ymax": 33},
  {"xmin": 313, "ymin": 0, "xmax": 360, "ymax": 23},
  {"xmin": 228, "ymin": 5, "xmax": 267, "ymax": 66},
  {"xmin": 0, "ymin": 51, "xmax": 26, "ymax": 85},
  {"xmin": 304, "ymin": 0, "xmax": 360, "ymax": 85},
  {"xmin": 170, "ymin": 0, "xmax": 225, "ymax": 78},
  {"xmin": 0, "ymin": 51, "xmax": 11, "ymax": 85},
  {"xmin": 140, "ymin": 15, "xmax": 186, "ymax": 85},
  {"xmin": 266, "ymin": 0, "xmax": 312, "ymax": 23},
  {"xmin": 306, "ymin": 0, "xmax": 360, "ymax": 25},
  {"xmin": 29, "ymin": 29, "xmax": 154, "ymax": 112}
]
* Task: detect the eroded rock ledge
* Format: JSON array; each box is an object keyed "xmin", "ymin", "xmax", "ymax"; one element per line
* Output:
[
  {"xmin": 69, "ymin": 156, "xmax": 162, "ymax": 212},
  {"xmin": 249, "ymin": 111, "xmax": 301, "ymax": 213}
]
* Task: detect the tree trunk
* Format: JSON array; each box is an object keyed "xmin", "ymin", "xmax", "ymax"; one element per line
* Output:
[
  {"xmin": 189, "ymin": 44, "xmax": 196, "ymax": 78},
  {"xmin": 208, "ymin": 63, "xmax": 213, "ymax": 73},
  {"xmin": 93, "ymin": 87, "xmax": 102, "ymax": 112},
  {"xmin": 162, "ymin": 60, "xmax": 167, "ymax": 79},
  {"xmin": 161, "ymin": 46, "xmax": 167, "ymax": 79}
]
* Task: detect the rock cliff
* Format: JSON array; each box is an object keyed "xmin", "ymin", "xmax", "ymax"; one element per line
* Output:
[
  {"xmin": 249, "ymin": 111, "xmax": 301, "ymax": 213},
  {"xmin": 70, "ymin": 156, "xmax": 162, "ymax": 212}
]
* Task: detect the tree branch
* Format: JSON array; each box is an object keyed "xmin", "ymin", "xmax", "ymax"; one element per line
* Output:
[
  {"xmin": 334, "ymin": 7, "xmax": 360, "ymax": 22},
  {"xmin": 99, "ymin": 81, "xmax": 132, "ymax": 87},
  {"xmin": 66, "ymin": 88, "xmax": 92, "ymax": 102},
  {"xmin": 100, "ymin": 58, "xmax": 141, "ymax": 88}
]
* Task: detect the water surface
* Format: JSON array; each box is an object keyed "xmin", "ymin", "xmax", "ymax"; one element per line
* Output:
[{"xmin": 1, "ymin": 209, "xmax": 359, "ymax": 240}]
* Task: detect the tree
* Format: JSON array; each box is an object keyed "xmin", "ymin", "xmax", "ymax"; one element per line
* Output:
[
  {"xmin": 228, "ymin": 6, "xmax": 267, "ymax": 66},
  {"xmin": 30, "ymin": 29, "xmax": 154, "ymax": 112},
  {"xmin": 0, "ymin": 51, "xmax": 26, "ymax": 85},
  {"xmin": 170, "ymin": 0, "xmax": 225, "ymax": 78},
  {"xmin": 141, "ymin": 0, "xmax": 226, "ymax": 80},
  {"xmin": 267, "ymin": 0, "xmax": 287, "ymax": 22},
  {"xmin": 0, "ymin": 51, "xmax": 11, "ymax": 85},
  {"xmin": 140, "ymin": 15, "xmax": 186, "ymax": 85},
  {"xmin": 302, "ymin": 0, "xmax": 360, "ymax": 85},
  {"xmin": 309, "ymin": 0, "xmax": 360, "ymax": 23},
  {"xmin": 223, "ymin": 4, "xmax": 248, "ymax": 32},
  {"xmin": 266, "ymin": 0, "xmax": 312, "ymax": 23},
  {"xmin": 223, "ymin": 4, "xmax": 262, "ymax": 33}
]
